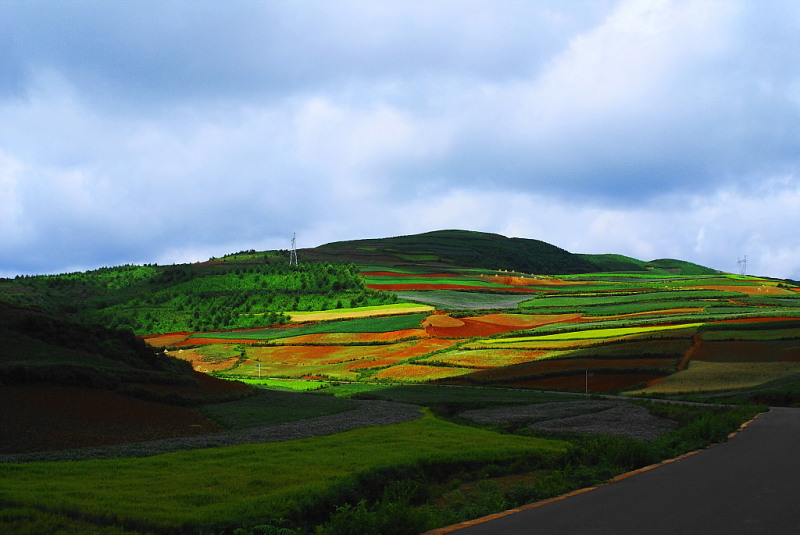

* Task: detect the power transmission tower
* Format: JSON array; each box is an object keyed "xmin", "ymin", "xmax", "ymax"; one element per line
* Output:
[
  {"xmin": 737, "ymin": 255, "xmax": 747, "ymax": 276},
  {"xmin": 289, "ymin": 233, "xmax": 298, "ymax": 266}
]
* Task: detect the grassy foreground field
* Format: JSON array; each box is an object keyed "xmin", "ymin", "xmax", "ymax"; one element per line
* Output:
[
  {"xmin": 0, "ymin": 412, "xmax": 564, "ymax": 533},
  {"xmin": 0, "ymin": 384, "xmax": 763, "ymax": 534}
]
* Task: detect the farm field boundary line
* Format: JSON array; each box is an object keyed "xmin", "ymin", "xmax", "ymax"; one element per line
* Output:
[
  {"xmin": 424, "ymin": 410, "xmax": 766, "ymax": 535},
  {"xmin": 0, "ymin": 400, "xmax": 422, "ymax": 463}
]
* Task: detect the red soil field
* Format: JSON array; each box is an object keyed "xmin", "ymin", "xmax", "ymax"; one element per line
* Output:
[
  {"xmin": 248, "ymin": 338, "xmax": 458, "ymax": 369},
  {"xmin": 339, "ymin": 339, "xmax": 459, "ymax": 371},
  {"xmin": 462, "ymin": 357, "xmax": 677, "ymax": 383},
  {"xmin": 248, "ymin": 345, "xmax": 344, "ymax": 365},
  {"xmin": 498, "ymin": 373, "xmax": 665, "ymax": 393},
  {"xmin": 710, "ymin": 316, "xmax": 800, "ymax": 324},
  {"xmin": 691, "ymin": 340, "xmax": 800, "ymax": 363},
  {"xmin": 173, "ymin": 337, "xmax": 259, "ymax": 347},
  {"xmin": 272, "ymin": 329, "xmax": 430, "ymax": 345},
  {"xmin": 0, "ymin": 384, "xmax": 224, "ymax": 454},
  {"xmin": 422, "ymin": 313, "xmax": 582, "ymax": 338},
  {"xmin": 142, "ymin": 332, "xmax": 191, "ymax": 347},
  {"xmin": 478, "ymin": 275, "xmax": 588, "ymax": 287}
]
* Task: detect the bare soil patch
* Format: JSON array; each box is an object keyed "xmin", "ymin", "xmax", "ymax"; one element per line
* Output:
[
  {"xmin": 142, "ymin": 332, "xmax": 191, "ymax": 347},
  {"xmin": 1, "ymin": 400, "xmax": 422, "ymax": 463},
  {"xmin": 170, "ymin": 348, "xmax": 241, "ymax": 372},
  {"xmin": 0, "ymin": 385, "xmax": 222, "ymax": 454},
  {"xmin": 479, "ymin": 275, "xmax": 588, "ymax": 287}
]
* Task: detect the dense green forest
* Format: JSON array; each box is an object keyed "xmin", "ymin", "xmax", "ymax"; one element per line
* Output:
[{"xmin": 0, "ymin": 261, "xmax": 397, "ymax": 335}]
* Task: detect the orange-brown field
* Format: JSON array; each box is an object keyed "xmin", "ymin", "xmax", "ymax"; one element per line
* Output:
[
  {"xmin": 422, "ymin": 313, "xmax": 582, "ymax": 338},
  {"xmin": 478, "ymin": 274, "xmax": 588, "ymax": 287}
]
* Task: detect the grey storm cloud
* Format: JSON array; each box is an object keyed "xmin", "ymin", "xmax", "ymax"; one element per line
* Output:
[{"xmin": 1, "ymin": 0, "xmax": 798, "ymax": 279}]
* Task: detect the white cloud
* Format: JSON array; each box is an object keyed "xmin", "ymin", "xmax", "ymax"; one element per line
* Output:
[{"xmin": 1, "ymin": 0, "xmax": 798, "ymax": 282}]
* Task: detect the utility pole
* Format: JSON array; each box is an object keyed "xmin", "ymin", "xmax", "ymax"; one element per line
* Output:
[{"xmin": 289, "ymin": 233, "xmax": 298, "ymax": 266}]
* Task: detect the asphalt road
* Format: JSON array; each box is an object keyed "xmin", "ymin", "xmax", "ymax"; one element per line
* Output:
[{"xmin": 446, "ymin": 407, "xmax": 800, "ymax": 535}]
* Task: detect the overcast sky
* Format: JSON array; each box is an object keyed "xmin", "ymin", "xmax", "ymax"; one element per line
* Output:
[{"xmin": 1, "ymin": 0, "xmax": 798, "ymax": 280}]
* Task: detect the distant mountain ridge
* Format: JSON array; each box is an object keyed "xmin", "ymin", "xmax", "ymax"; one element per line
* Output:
[{"xmin": 302, "ymin": 229, "xmax": 718, "ymax": 275}]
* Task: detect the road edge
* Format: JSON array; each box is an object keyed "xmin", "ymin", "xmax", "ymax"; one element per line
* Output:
[{"xmin": 423, "ymin": 410, "xmax": 766, "ymax": 534}]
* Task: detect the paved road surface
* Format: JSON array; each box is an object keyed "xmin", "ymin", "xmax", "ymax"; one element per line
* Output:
[{"xmin": 447, "ymin": 408, "xmax": 800, "ymax": 535}]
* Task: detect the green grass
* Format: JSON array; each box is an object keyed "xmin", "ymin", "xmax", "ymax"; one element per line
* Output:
[
  {"xmin": 519, "ymin": 289, "xmax": 740, "ymax": 308},
  {"xmin": 363, "ymin": 276, "xmax": 512, "ymax": 288},
  {"xmin": 0, "ymin": 413, "xmax": 566, "ymax": 533},
  {"xmin": 233, "ymin": 378, "xmax": 332, "ymax": 391}
]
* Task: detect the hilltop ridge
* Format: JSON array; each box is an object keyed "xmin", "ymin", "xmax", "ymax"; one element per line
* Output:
[{"xmin": 299, "ymin": 229, "xmax": 717, "ymax": 276}]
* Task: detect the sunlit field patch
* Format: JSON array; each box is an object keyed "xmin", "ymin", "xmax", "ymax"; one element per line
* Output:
[
  {"xmin": 239, "ymin": 339, "xmax": 459, "ymax": 380},
  {"xmin": 371, "ymin": 364, "xmax": 479, "ymax": 381},
  {"xmin": 142, "ymin": 332, "xmax": 190, "ymax": 347},
  {"xmin": 169, "ymin": 347, "xmax": 241, "ymax": 373},
  {"xmin": 286, "ymin": 303, "xmax": 434, "ymax": 322},
  {"xmin": 486, "ymin": 323, "xmax": 704, "ymax": 343},
  {"xmin": 419, "ymin": 349, "xmax": 551, "ymax": 368},
  {"xmin": 268, "ymin": 329, "xmax": 429, "ymax": 345},
  {"xmin": 422, "ymin": 313, "xmax": 582, "ymax": 338}
]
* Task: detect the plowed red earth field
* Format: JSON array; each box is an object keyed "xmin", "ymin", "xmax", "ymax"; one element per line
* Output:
[
  {"xmin": 0, "ymin": 386, "xmax": 221, "ymax": 454},
  {"xmin": 422, "ymin": 313, "xmax": 581, "ymax": 338},
  {"xmin": 692, "ymin": 340, "xmax": 800, "ymax": 363},
  {"xmin": 0, "ymin": 373, "xmax": 247, "ymax": 454},
  {"xmin": 498, "ymin": 373, "xmax": 666, "ymax": 392}
]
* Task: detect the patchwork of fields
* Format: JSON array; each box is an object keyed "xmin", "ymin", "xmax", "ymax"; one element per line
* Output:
[
  {"xmin": 147, "ymin": 270, "xmax": 800, "ymax": 395},
  {"xmin": 4, "ymin": 231, "xmax": 798, "ymax": 534}
]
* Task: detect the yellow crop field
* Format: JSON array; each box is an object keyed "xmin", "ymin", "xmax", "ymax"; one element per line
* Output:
[{"xmin": 484, "ymin": 323, "xmax": 704, "ymax": 344}]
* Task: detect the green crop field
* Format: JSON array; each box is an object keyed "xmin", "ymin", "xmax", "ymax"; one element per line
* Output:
[
  {"xmin": 0, "ymin": 413, "xmax": 566, "ymax": 533},
  {"xmin": 193, "ymin": 313, "xmax": 428, "ymax": 341},
  {"xmin": 485, "ymin": 323, "xmax": 704, "ymax": 343}
]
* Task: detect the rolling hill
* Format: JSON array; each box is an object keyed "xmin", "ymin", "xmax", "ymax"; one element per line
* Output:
[{"xmin": 300, "ymin": 229, "xmax": 719, "ymax": 275}]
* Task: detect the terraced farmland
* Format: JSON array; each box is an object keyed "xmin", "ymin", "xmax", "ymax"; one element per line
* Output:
[{"xmin": 146, "ymin": 268, "xmax": 800, "ymax": 395}]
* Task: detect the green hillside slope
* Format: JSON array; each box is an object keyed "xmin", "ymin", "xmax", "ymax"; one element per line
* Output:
[
  {"xmin": 0, "ymin": 301, "xmax": 248, "ymax": 404},
  {"xmin": 308, "ymin": 229, "xmax": 599, "ymax": 273},
  {"xmin": 579, "ymin": 254, "xmax": 718, "ymax": 275}
]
